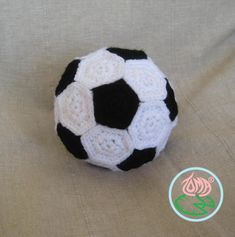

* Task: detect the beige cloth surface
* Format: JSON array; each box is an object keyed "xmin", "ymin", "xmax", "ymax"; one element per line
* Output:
[{"xmin": 0, "ymin": 0, "xmax": 235, "ymax": 236}]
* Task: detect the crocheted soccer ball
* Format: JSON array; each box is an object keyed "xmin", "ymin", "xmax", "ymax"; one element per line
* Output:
[{"xmin": 54, "ymin": 47, "xmax": 178, "ymax": 171}]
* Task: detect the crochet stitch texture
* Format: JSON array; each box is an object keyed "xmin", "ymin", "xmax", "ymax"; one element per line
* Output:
[{"xmin": 55, "ymin": 47, "xmax": 178, "ymax": 171}]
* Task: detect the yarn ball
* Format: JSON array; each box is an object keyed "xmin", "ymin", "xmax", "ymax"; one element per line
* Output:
[{"xmin": 54, "ymin": 47, "xmax": 178, "ymax": 171}]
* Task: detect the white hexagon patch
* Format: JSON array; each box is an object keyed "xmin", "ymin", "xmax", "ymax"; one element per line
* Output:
[
  {"xmin": 81, "ymin": 125, "xmax": 134, "ymax": 169},
  {"xmin": 128, "ymin": 101, "xmax": 172, "ymax": 150},
  {"xmin": 124, "ymin": 58, "xmax": 167, "ymax": 102},
  {"xmin": 57, "ymin": 82, "xmax": 96, "ymax": 135},
  {"xmin": 74, "ymin": 48, "xmax": 125, "ymax": 89}
]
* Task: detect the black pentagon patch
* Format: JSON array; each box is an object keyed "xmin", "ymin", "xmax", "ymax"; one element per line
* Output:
[
  {"xmin": 117, "ymin": 148, "xmax": 156, "ymax": 171},
  {"xmin": 57, "ymin": 123, "xmax": 88, "ymax": 159},
  {"xmin": 107, "ymin": 47, "xmax": 147, "ymax": 60},
  {"xmin": 164, "ymin": 78, "xmax": 178, "ymax": 121},
  {"xmin": 92, "ymin": 79, "xmax": 139, "ymax": 129},
  {"xmin": 55, "ymin": 59, "xmax": 80, "ymax": 96}
]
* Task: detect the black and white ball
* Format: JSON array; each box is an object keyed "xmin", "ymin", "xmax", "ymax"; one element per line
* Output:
[{"xmin": 54, "ymin": 47, "xmax": 178, "ymax": 171}]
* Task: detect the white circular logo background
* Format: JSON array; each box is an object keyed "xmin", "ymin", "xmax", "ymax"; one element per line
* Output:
[{"xmin": 168, "ymin": 167, "xmax": 224, "ymax": 222}]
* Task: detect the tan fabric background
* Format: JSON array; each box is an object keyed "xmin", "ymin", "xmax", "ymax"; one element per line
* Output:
[{"xmin": 0, "ymin": 0, "xmax": 235, "ymax": 236}]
